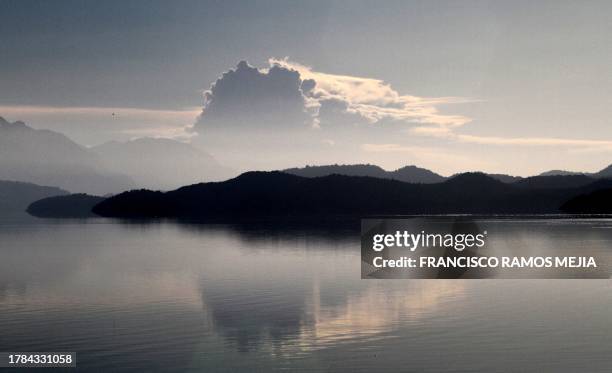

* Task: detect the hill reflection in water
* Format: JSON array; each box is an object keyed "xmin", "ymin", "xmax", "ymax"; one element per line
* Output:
[{"xmin": 0, "ymin": 218, "xmax": 612, "ymax": 371}]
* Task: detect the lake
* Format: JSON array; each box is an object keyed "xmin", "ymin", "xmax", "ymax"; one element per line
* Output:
[{"xmin": 1, "ymin": 216, "xmax": 612, "ymax": 372}]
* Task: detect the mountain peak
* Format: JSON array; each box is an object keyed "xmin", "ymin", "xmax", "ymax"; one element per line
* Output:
[
  {"xmin": 446, "ymin": 172, "xmax": 503, "ymax": 186},
  {"xmin": 284, "ymin": 164, "xmax": 445, "ymax": 184},
  {"xmin": 0, "ymin": 117, "xmax": 30, "ymax": 131},
  {"xmin": 538, "ymin": 169, "xmax": 584, "ymax": 177},
  {"xmin": 595, "ymin": 164, "xmax": 612, "ymax": 178}
]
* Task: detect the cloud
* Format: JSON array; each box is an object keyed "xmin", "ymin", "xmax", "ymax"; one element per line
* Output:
[
  {"xmin": 193, "ymin": 60, "xmax": 313, "ymax": 133},
  {"xmin": 193, "ymin": 59, "xmax": 472, "ymax": 137},
  {"xmin": 270, "ymin": 58, "xmax": 473, "ymax": 128},
  {"xmin": 409, "ymin": 126, "xmax": 612, "ymax": 152},
  {"xmin": 189, "ymin": 58, "xmax": 474, "ymax": 170},
  {"xmin": 456, "ymin": 134, "xmax": 612, "ymax": 150},
  {"xmin": 408, "ymin": 126, "xmax": 454, "ymax": 137}
]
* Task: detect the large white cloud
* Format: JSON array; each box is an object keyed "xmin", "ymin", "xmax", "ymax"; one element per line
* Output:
[
  {"xmin": 194, "ymin": 60, "xmax": 313, "ymax": 133},
  {"xmin": 193, "ymin": 59, "xmax": 472, "ymax": 136},
  {"xmin": 190, "ymin": 59, "xmax": 474, "ymax": 170}
]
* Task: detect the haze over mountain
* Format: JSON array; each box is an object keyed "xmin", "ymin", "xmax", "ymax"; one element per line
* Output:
[
  {"xmin": 0, "ymin": 117, "xmax": 237, "ymax": 193},
  {"xmin": 0, "ymin": 180, "xmax": 68, "ymax": 215},
  {"xmin": 92, "ymin": 138, "xmax": 234, "ymax": 191},
  {"xmin": 0, "ymin": 117, "xmax": 133, "ymax": 195},
  {"xmin": 91, "ymin": 171, "xmax": 612, "ymax": 219}
]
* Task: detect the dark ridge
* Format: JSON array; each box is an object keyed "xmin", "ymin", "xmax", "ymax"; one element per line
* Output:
[
  {"xmin": 514, "ymin": 175, "xmax": 597, "ymax": 189},
  {"xmin": 93, "ymin": 190, "xmax": 168, "ymax": 218},
  {"xmin": 561, "ymin": 189, "xmax": 612, "ymax": 213},
  {"xmin": 27, "ymin": 194, "xmax": 105, "ymax": 218},
  {"xmin": 486, "ymin": 174, "xmax": 523, "ymax": 183},
  {"xmin": 285, "ymin": 164, "xmax": 524, "ymax": 185},
  {"xmin": 538, "ymin": 164, "xmax": 612, "ymax": 179},
  {"xmin": 284, "ymin": 164, "xmax": 445, "ymax": 184},
  {"xmin": 444, "ymin": 172, "xmax": 508, "ymax": 188},
  {"xmin": 538, "ymin": 169, "xmax": 584, "ymax": 177},
  {"xmin": 90, "ymin": 171, "xmax": 612, "ymax": 219},
  {"xmin": 595, "ymin": 164, "xmax": 612, "ymax": 178}
]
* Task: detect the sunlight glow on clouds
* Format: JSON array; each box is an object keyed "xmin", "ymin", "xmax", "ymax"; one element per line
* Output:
[
  {"xmin": 270, "ymin": 58, "xmax": 473, "ymax": 128},
  {"xmin": 456, "ymin": 134, "xmax": 612, "ymax": 150},
  {"xmin": 408, "ymin": 126, "xmax": 612, "ymax": 152},
  {"xmin": 190, "ymin": 58, "xmax": 476, "ymax": 170}
]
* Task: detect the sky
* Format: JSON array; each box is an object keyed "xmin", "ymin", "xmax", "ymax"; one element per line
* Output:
[{"xmin": 2, "ymin": 0, "xmax": 612, "ymax": 176}]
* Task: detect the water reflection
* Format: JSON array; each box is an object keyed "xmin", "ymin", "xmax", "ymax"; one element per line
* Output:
[{"xmin": 0, "ymin": 218, "xmax": 612, "ymax": 371}]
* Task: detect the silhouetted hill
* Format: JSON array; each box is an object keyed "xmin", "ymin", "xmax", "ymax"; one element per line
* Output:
[
  {"xmin": 91, "ymin": 138, "xmax": 234, "ymax": 190},
  {"xmin": 285, "ymin": 164, "xmax": 525, "ymax": 184},
  {"xmin": 538, "ymin": 169, "xmax": 584, "ymax": 177},
  {"xmin": 0, "ymin": 117, "xmax": 133, "ymax": 194},
  {"xmin": 390, "ymin": 165, "xmax": 446, "ymax": 183},
  {"xmin": 284, "ymin": 164, "xmax": 388, "ymax": 179},
  {"xmin": 515, "ymin": 175, "xmax": 597, "ymax": 189},
  {"xmin": 27, "ymin": 194, "xmax": 105, "ymax": 218},
  {"xmin": 0, "ymin": 180, "xmax": 68, "ymax": 215},
  {"xmin": 92, "ymin": 171, "xmax": 612, "ymax": 218},
  {"xmin": 447, "ymin": 172, "xmax": 522, "ymax": 183},
  {"xmin": 486, "ymin": 174, "xmax": 523, "ymax": 183},
  {"xmin": 284, "ymin": 164, "xmax": 445, "ymax": 183},
  {"xmin": 561, "ymin": 189, "xmax": 612, "ymax": 213},
  {"xmin": 538, "ymin": 164, "xmax": 612, "ymax": 179},
  {"xmin": 594, "ymin": 164, "xmax": 612, "ymax": 179},
  {"xmin": 444, "ymin": 172, "xmax": 513, "ymax": 191}
]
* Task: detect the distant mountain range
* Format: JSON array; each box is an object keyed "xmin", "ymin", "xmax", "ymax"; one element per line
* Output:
[
  {"xmin": 0, "ymin": 117, "xmax": 235, "ymax": 194},
  {"xmin": 284, "ymin": 164, "xmax": 446, "ymax": 184},
  {"xmin": 0, "ymin": 180, "xmax": 68, "ymax": 215},
  {"xmin": 0, "ymin": 117, "xmax": 133, "ymax": 195},
  {"xmin": 538, "ymin": 165, "xmax": 612, "ymax": 179},
  {"xmin": 4, "ymin": 115, "xmax": 612, "ymax": 217},
  {"xmin": 92, "ymin": 138, "xmax": 233, "ymax": 191},
  {"xmin": 284, "ymin": 164, "xmax": 527, "ymax": 184},
  {"xmin": 286, "ymin": 164, "xmax": 612, "ymax": 186},
  {"xmin": 89, "ymin": 171, "xmax": 612, "ymax": 218}
]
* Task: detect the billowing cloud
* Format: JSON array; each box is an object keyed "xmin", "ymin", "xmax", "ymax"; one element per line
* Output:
[
  {"xmin": 194, "ymin": 60, "xmax": 313, "ymax": 133},
  {"xmin": 193, "ymin": 59, "xmax": 472, "ymax": 135},
  {"xmin": 191, "ymin": 59, "xmax": 473, "ymax": 170}
]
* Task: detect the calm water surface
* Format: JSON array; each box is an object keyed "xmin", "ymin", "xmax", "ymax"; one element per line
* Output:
[{"xmin": 0, "ymin": 216, "xmax": 611, "ymax": 372}]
